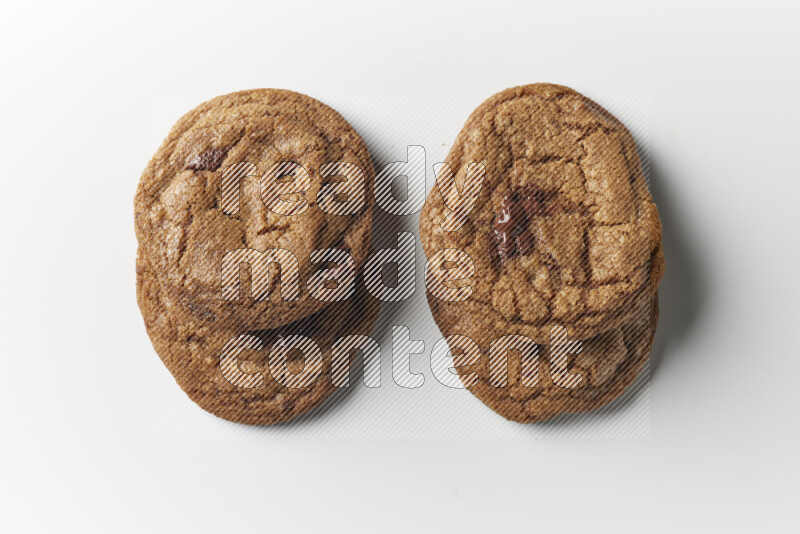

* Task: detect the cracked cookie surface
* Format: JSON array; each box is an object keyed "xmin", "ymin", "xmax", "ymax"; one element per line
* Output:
[
  {"xmin": 420, "ymin": 84, "xmax": 664, "ymax": 343},
  {"xmin": 135, "ymin": 89, "xmax": 375, "ymax": 330},
  {"xmin": 137, "ymin": 252, "xmax": 380, "ymax": 425}
]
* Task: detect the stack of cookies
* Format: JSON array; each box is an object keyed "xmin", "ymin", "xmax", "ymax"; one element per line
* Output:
[
  {"xmin": 420, "ymin": 84, "xmax": 664, "ymax": 422},
  {"xmin": 135, "ymin": 89, "xmax": 379, "ymax": 425}
]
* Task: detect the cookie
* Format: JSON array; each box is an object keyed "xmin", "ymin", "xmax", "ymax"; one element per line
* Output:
[
  {"xmin": 420, "ymin": 83, "xmax": 664, "ymax": 343},
  {"xmin": 429, "ymin": 283, "xmax": 657, "ymax": 422},
  {"xmin": 135, "ymin": 89, "xmax": 375, "ymax": 331},
  {"xmin": 137, "ymin": 252, "xmax": 380, "ymax": 425}
]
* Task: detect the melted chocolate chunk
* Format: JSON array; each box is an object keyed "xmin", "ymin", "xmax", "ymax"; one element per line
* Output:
[
  {"xmin": 186, "ymin": 147, "xmax": 229, "ymax": 172},
  {"xmin": 516, "ymin": 230, "xmax": 534, "ymax": 255},
  {"xmin": 491, "ymin": 186, "xmax": 548, "ymax": 264}
]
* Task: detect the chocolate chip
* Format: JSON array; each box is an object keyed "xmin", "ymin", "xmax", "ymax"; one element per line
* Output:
[
  {"xmin": 519, "ymin": 186, "xmax": 546, "ymax": 216},
  {"xmin": 186, "ymin": 147, "xmax": 229, "ymax": 172},
  {"xmin": 490, "ymin": 186, "xmax": 549, "ymax": 264},
  {"xmin": 516, "ymin": 230, "xmax": 534, "ymax": 255}
]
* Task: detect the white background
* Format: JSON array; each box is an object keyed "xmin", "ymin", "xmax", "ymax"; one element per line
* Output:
[{"xmin": 1, "ymin": 0, "xmax": 798, "ymax": 532}]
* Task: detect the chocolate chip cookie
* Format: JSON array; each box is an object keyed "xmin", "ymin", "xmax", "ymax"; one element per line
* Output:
[
  {"xmin": 135, "ymin": 89, "xmax": 375, "ymax": 331},
  {"xmin": 420, "ymin": 84, "xmax": 664, "ymax": 422},
  {"xmin": 420, "ymin": 83, "xmax": 664, "ymax": 343},
  {"xmin": 137, "ymin": 252, "xmax": 380, "ymax": 425}
]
